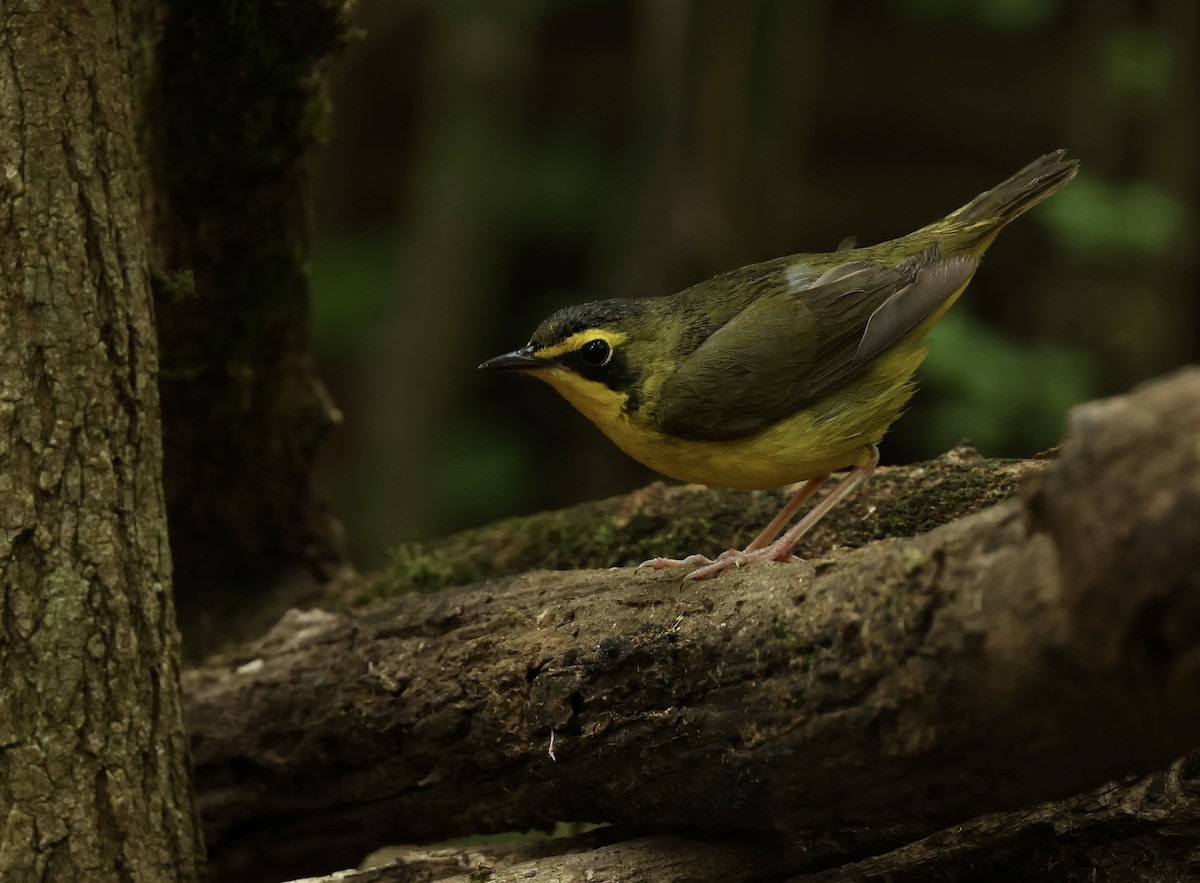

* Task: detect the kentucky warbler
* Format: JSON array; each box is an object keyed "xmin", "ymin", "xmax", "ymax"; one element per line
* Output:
[{"xmin": 481, "ymin": 151, "xmax": 1078, "ymax": 580}]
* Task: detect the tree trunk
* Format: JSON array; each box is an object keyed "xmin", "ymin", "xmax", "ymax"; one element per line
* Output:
[
  {"xmin": 147, "ymin": 0, "xmax": 353, "ymax": 659},
  {"xmin": 0, "ymin": 4, "xmax": 203, "ymax": 880},
  {"xmin": 186, "ymin": 369, "xmax": 1200, "ymax": 882}
]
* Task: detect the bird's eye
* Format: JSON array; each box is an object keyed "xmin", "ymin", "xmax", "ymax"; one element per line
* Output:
[{"xmin": 580, "ymin": 338, "xmax": 611, "ymax": 367}]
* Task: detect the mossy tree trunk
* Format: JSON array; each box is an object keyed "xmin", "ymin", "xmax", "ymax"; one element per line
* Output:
[
  {"xmin": 148, "ymin": 0, "xmax": 353, "ymax": 658},
  {"xmin": 0, "ymin": 3, "xmax": 203, "ymax": 880}
]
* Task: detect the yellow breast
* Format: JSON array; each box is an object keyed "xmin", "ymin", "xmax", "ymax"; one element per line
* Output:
[{"xmin": 536, "ymin": 343, "xmax": 928, "ymax": 491}]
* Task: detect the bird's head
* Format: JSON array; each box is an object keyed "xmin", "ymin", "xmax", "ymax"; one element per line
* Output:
[{"xmin": 479, "ymin": 298, "xmax": 666, "ymax": 422}]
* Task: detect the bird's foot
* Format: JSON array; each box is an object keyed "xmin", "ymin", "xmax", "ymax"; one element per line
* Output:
[
  {"xmin": 639, "ymin": 553, "xmax": 715, "ymax": 570},
  {"xmin": 640, "ymin": 541, "xmax": 802, "ymax": 580},
  {"xmin": 684, "ymin": 541, "xmax": 801, "ymax": 581}
]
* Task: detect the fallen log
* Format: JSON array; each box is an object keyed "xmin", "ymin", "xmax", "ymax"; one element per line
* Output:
[
  {"xmin": 186, "ymin": 368, "xmax": 1200, "ymax": 882},
  {"xmin": 375, "ymin": 441, "xmax": 1040, "ymax": 597},
  {"xmin": 308, "ymin": 830, "xmax": 797, "ymax": 883},
  {"xmin": 283, "ymin": 753, "xmax": 1200, "ymax": 882}
]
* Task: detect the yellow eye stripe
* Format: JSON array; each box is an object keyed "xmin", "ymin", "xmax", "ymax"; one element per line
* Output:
[{"xmin": 533, "ymin": 329, "xmax": 628, "ymax": 362}]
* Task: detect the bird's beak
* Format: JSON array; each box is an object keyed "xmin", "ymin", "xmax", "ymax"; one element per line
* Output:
[{"xmin": 478, "ymin": 345, "xmax": 546, "ymax": 372}]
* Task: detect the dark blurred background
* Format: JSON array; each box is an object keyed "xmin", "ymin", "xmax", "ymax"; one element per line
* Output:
[{"xmin": 309, "ymin": 0, "xmax": 1197, "ymax": 569}]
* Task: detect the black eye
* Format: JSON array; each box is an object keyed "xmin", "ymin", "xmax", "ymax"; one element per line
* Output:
[{"xmin": 580, "ymin": 338, "xmax": 611, "ymax": 367}]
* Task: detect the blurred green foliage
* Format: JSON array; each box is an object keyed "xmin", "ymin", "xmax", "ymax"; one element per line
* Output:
[
  {"xmin": 309, "ymin": 0, "xmax": 1198, "ymax": 567},
  {"xmin": 309, "ymin": 232, "xmax": 397, "ymax": 355},
  {"xmin": 895, "ymin": 0, "xmax": 1063, "ymax": 30},
  {"xmin": 907, "ymin": 311, "xmax": 1096, "ymax": 456},
  {"xmin": 1041, "ymin": 174, "xmax": 1189, "ymax": 257}
]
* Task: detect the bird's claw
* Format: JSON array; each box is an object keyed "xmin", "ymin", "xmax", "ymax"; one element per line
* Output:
[
  {"xmin": 642, "ymin": 542, "xmax": 803, "ymax": 580},
  {"xmin": 684, "ymin": 555, "xmax": 744, "ymax": 581},
  {"xmin": 639, "ymin": 553, "xmax": 714, "ymax": 570},
  {"xmin": 685, "ymin": 542, "xmax": 803, "ymax": 580}
]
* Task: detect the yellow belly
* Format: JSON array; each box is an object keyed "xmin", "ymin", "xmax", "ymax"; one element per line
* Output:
[
  {"xmin": 539, "ymin": 344, "xmax": 928, "ymax": 491},
  {"xmin": 614, "ymin": 415, "xmax": 880, "ymax": 489}
]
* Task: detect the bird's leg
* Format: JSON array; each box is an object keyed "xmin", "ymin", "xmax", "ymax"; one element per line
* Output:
[
  {"xmin": 686, "ymin": 446, "xmax": 879, "ymax": 581},
  {"xmin": 732, "ymin": 474, "xmax": 830, "ymax": 554},
  {"xmin": 638, "ymin": 476, "xmax": 827, "ymax": 571}
]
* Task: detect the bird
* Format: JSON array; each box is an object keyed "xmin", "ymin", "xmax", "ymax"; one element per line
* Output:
[{"xmin": 480, "ymin": 151, "xmax": 1079, "ymax": 580}]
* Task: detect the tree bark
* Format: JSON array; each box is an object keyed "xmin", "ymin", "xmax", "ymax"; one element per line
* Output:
[
  {"xmin": 299, "ymin": 830, "xmax": 799, "ymax": 883},
  {"xmin": 0, "ymin": 3, "xmax": 203, "ymax": 880},
  {"xmin": 380, "ymin": 442, "xmax": 1040, "ymax": 596},
  {"xmin": 263, "ymin": 754, "xmax": 1200, "ymax": 882},
  {"xmin": 247, "ymin": 753, "xmax": 1200, "ymax": 882},
  {"xmin": 793, "ymin": 753, "xmax": 1200, "ymax": 882},
  {"xmin": 147, "ymin": 0, "xmax": 353, "ymax": 659},
  {"xmin": 186, "ymin": 369, "xmax": 1200, "ymax": 882}
]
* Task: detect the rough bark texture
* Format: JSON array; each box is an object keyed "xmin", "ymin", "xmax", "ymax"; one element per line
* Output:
[
  {"xmin": 264, "ymin": 753, "xmax": 1200, "ymax": 882},
  {"xmin": 147, "ymin": 0, "xmax": 353, "ymax": 659},
  {"xmin": 380, "ymin": 444, "xmax": 1042, "ymax": 597},
  {"xmin": 793, "ymin": 753, "xmax": 1200, "ymax": 882},
  {"xmin": 325, "ymin": 830, "xmax": 798, "ymax": 883},
  {"xmin": 264, "ymin": 754, "xmax": 1200, "ymax": 882},
  {"xmin": 186, "ymin": 369, "xmax": 1200, "ymax": 882},
  {"xmin": 0, "ymin": 4, "xmax": 203, "ymax": 880},
  {"xmin": 201, "ymin": 440, "xmax": 1037, "ymax": 658}
]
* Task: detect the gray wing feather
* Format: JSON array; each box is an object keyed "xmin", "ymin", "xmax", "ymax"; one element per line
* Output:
[{"xmin": 850, "ymin": 255, "xmax": 977, "ymax": 373}]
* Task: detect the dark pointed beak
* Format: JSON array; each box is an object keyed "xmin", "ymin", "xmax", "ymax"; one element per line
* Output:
[{"xmin": 478, "ymin": 345, "xmax": 545, "ymax": 372}]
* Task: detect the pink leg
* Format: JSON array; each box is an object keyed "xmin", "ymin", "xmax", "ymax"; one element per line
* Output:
[
  {"xmin": 742, "ymin": 474, "xmax": 830, "ymax": 552},
  {"xmin": 638, "ymin": 475, "xmax": 829, "ymax": 571},
  {"xmin": 685, "ymin": 446, "xmax": 880, "ymax": 581}
]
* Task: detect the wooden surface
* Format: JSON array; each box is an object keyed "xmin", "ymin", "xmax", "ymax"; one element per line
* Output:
[{"xmin": 185, "ymin": 369, "xmax": 1200, "ymax": 883}]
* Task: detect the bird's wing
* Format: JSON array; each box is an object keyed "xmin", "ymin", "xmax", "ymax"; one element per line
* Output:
[{"xmin": 656, "ymin": 250, "xmax": 977, "ymax": 441}]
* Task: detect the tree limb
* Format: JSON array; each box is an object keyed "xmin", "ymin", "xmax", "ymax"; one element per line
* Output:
[
  {"xmin": 284, "ymin": 755, "xmax": 1200, "ymax": 882},
  {"xmin": 285, "ymin": 831, "xmax": 801, "ymax": 882},
  {"xmin": 377, "ymin": 443, "xmax": 1042, "ymax": 597},
  {"xmin": 186, "ymin": 368, "xmax": 1200, "ymax": 882}
]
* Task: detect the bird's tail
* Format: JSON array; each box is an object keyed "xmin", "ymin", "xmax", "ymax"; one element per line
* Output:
[{"xmin": 921, "ymin": 150, "xmax": 1079, "ymax": 255}]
